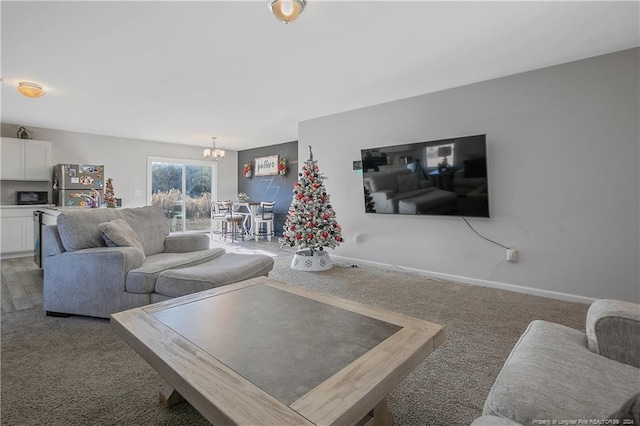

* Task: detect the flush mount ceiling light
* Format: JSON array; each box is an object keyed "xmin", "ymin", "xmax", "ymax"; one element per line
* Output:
[
  {"xmin": 268, "ymin": 0, "xmax": 306, "ymax": 24},
  {"xmin": 17, "ymin": 81, "xmax": 45, "ymax": 98},
  {"xmin": 203, "ymin": 137, "xmax": 226, "ymax": 161}
]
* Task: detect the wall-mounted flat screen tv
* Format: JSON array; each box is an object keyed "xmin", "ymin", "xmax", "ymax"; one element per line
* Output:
[{"xmin": 361, "ymin": 134, "xmax": 489, "ymax": 217}]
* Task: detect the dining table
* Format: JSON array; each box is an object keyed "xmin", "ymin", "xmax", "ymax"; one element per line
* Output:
[{"xmin": 233, "ymin": 202, "xmax": 260, "ymax": 236}]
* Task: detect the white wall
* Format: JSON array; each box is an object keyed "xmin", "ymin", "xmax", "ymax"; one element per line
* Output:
[
  {"xmin": 0, "ymin": 125, "xmax": 239, "ymax": 205},
  {"xmin": 299, "ymin": 48, "xmax": 639, "ymax": 303}
]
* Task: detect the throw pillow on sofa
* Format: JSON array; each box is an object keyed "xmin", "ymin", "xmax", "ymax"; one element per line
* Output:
[{"xmin": 98, "ymin": 218, "xmax": 146, "ymax": 258}]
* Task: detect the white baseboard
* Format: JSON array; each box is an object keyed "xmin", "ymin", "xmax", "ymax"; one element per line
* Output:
[
  {"xmin": 331, "ymin": 255, "xmax": 596, "ymax": 305},
  {"xmin": 1, "ymin": 251, "xmax": 35, "ymax": 261}
]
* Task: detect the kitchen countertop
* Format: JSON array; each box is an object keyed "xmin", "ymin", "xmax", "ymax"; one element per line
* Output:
[
  {"xmin": 38, "ymin": 206, "xmax": 116, "ymax": 216},
  {"xmin": 39, "ymin": 207, "xmax": 81, "ymax": 216},
  {"xmin": 38, "ymin": 207, "xmax": 63, "ymax": 216},
  {"xmin": 0, "ymin": 204, "xmax": 55, "ymax": 209},
  {"xmin": 0, "ymin": 205, "xmax": 101, "ymax": 214}
]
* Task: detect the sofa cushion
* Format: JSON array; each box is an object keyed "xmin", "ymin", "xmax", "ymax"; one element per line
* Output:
[
  {"xmin": 119, "ymin": 206, "xmax": 169, "ymax": 256},
  {"xmin": 57, "ymin": 208, "xmax": 122, "ymax": 251},
  {"xmin": 98, "ymin": 218, "xmax": 145, "ymax": 254},
  {"xmin": 164, "ymin": 234, "xmax": 211, "ymax": 253},
  {"xmin": 398, "ymin": 189, "xmax": 457, "ymax": 215},
  {"xmin": 154, "ymin": 253, "xmax": 275, "ymax": 297},
  {"xmin": 125, "ymin": 248, "xmax": 226, "ymax": 294},
  {"xmin": 387, "ymin": 187, "xmax": 436, "ymax": 213},
  {"xmin": 483, "ymin": 320, "xmax": 640, "ymax": 424},
  {"xmin": 56, "ymin": 206, "xmax": 169, "ymax": 255}
]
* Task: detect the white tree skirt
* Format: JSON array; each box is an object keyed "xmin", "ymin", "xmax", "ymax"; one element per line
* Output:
[{"xmin": 290, "ymin": 250, "xmax": 333, "ymax": 271}]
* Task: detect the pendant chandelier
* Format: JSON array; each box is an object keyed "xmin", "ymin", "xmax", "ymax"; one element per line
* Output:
[
  {"xmin": 203, "ymin": 137, "xmax": 225, "ymax": 161},
  {"xmin": 268, "ymin": 0, "xmax": 306, "ymax": 24}
]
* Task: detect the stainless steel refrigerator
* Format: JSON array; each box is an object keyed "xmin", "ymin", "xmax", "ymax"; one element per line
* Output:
[{"xmin": 52, "ymin": 164, "xmax": 105, "ymax": 207}]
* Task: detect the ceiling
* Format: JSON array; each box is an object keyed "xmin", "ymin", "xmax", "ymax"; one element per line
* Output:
[{"xmin": 2, "ymin": 1, "xmax": 638, "ymax": 151}]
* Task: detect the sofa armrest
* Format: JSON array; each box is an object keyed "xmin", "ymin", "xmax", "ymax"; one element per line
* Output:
[
  {"xmin": 44, "ymin": 247, "xmax": 145, "ymax": 318},
  {"xmin": 46, "ymin": 247, "xmax": 146, "ymax": 282},
  {"xmin": 164, "ymin": 234, "xmax": 210, "ymax": 253},
  {"xmin": 586, "ymin": 299, "xmax": 640, "ymax": 367}
]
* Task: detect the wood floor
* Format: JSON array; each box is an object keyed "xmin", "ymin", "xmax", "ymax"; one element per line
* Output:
[
  {"xmin": 1, "ymin": 235, "xmax": 292, "ymax": 315},
  {"xmin": 1, "ymin": 256, "xmax": 43, "ymax": 314}
]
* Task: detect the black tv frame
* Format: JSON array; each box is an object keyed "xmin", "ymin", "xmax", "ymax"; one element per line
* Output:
[{"xmin": 361, "ymin": 134, "xmax": 489, "ymax": 218}]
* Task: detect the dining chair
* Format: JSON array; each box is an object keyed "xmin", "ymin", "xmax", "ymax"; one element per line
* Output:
[
  {"xmin": 254, "ymin": 201, "xmax": 275, "ymax": 242},
  {"xmin": 222, "ymin": 201, "xmax": 245, "ymax": 242},
  {"xmin": 210, "ymin": 201, "xmax": 229, "ymax": 235}
]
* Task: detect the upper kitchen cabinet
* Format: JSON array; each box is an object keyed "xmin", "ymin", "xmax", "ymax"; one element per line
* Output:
[
  {"xmin": 24, "ymin": 139, "xmax": 52, "ymax": 180},
  {"xmin": 1, "ymin": 137, "xmax": 51, "ymax": 181}
]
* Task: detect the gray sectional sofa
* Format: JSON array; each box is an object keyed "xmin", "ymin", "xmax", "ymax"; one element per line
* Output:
[
  {"xmin": 365, "ymin": 169, "xmax": 431, "ymax": 213},
  {"xmin": 472, "ymin": 299, "xmax": 640, "ymax": 426},
  {"xmin": 365, "ymin": 169, "xmax": 457, "ymax": 214},
  {"xmin": 43, "ymin": 206, "xmax": 274, "ymax": 318}
]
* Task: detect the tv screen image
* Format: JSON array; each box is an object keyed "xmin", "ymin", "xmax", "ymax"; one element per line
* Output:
[{"xmin": 361, "ymin": 134, "xmax": 489, "ymax": 218}]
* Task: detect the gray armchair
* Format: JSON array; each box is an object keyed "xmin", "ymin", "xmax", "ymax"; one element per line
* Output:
[{"xmin": 472, "ymin": 299, "xmax": 640, "ymax": 425}]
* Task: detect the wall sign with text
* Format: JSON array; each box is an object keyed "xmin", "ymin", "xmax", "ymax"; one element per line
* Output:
[{"xmin": 255, "ymin": 155, "xmax": 279, "ymax": 176}]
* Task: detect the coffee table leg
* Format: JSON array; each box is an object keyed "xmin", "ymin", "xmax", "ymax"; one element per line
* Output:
[
  {"xmin": 373, "ymin": 397, "xmax": 393, "ymax": 426},
  {"xmin": 159, "ymin": 382, "xmax": 185, "ymax": 407}
]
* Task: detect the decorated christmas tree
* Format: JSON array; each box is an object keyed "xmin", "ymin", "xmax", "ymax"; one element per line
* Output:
[
  {"xmin": 104, "ymin": 178, "xmax": 117, "ymax": 208},
  {"xmin": 282, "ymin": 146, "xmax": 342, "ymax": 255},
  {"xmin": 364, "ymin": 186, "xmax": 376, "ymax": 213}
]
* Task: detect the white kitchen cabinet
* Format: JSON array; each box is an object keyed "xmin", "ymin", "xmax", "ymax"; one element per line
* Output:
[
  {"xmin": 1, "ymin": 138, "xmax": 24, "ymax": 179},
  {"xmin": 0, "ymin": 137, "xmax": 51, "ymax": 181},
  {"xmin": 1, "ymin": 217, "xmax": 30, "ymax": 253},
  {"xmin": 0, "ymin": 207, "xmax": 35, "ymax": 256},
  {"xmin": 24, "ymin": 140, "xmax": 52, "ymax": 180}
]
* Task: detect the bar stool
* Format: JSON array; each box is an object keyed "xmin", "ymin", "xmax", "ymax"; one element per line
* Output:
[
  {"xmin": 254, "ymin": 201, "xmax": 275, "ymax": 242},
  {"xmin": 222, "ymin": 201, "xmax": 244, "ymax": 242},
  {"xmin": 211, "ymin": 201, "xmax": 229, "ymax": 235}
]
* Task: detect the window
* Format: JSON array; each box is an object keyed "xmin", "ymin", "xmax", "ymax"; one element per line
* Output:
[
  {"xmin": 425, "ymin": 143, "xmax": 455, "ymax": 168},
  {"xmin": 147, "ymin": 157, "xmax": 216, "ymax": 233}
]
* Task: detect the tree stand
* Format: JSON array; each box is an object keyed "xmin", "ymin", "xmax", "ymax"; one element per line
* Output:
[{"xmin": 290, "ymin": 249, "xmax": 332, "ymax": 271}]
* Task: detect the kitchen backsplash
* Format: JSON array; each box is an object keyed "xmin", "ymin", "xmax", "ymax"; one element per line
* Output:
[{"xmin": 0, "ymin": 180, "xmax": 51, "ymax": 205}]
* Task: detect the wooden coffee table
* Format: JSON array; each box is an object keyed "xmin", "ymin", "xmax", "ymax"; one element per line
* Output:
[{"xmin": 111, "ymin": 276, "xmax": 444, "ymax": 425}]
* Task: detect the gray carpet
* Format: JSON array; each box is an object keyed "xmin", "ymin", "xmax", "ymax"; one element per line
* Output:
[{"xmin": 1, "ymin": 256, "xmax": 590, "ymax": 425}]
